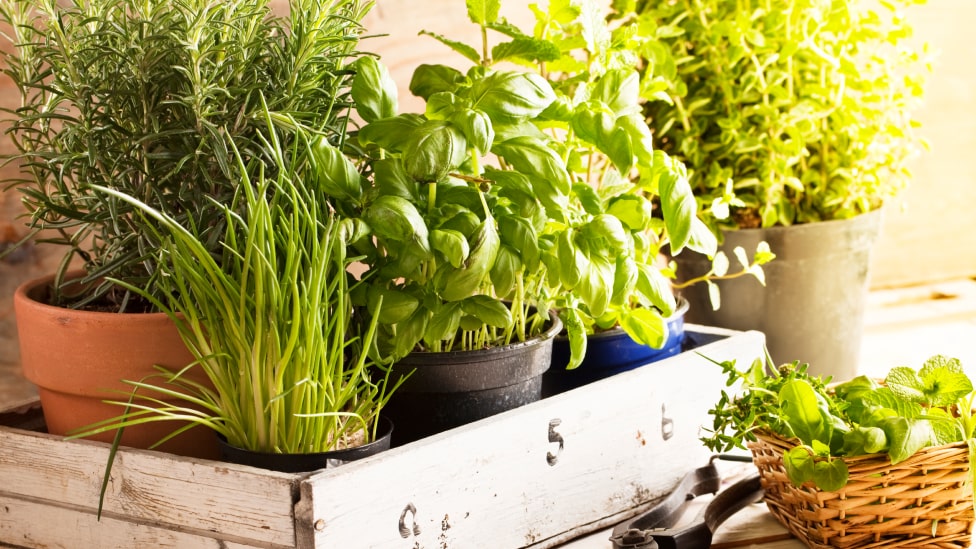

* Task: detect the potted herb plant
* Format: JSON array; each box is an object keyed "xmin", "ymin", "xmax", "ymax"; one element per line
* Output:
[
  {"xmin": 320, "ymin": 50, "xmax": 567, "ymax": 444},
  {"xmin": 317, "ymin": 0, "xmax": 752, "ymax": 441},
  {"xmin": 0, "ymin": 0, "xmax": 371, "ymax": 454},
  {"xmin": 703, "ymin": 353, "xmax": 975, "ymax": 547},
  {"xmin": 74, "ymin": 120, "xmax": 401, "ymax": 473},
  {"xmin": 626, "ymin": 0, "xmax": 930, "ymax": 379},
  {"xmin": 475, "ymin": 0, "xmax": 770, "ymax": 395}
]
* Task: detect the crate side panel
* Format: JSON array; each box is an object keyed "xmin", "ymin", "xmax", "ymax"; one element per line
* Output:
[
  {"xmin": 0, "ymin": 429, "xmax": 297, "ymax": 546},
  {"xmin": 0, "ymin": 494, "xmax": 278, "ymax": 549},
  {"xmin": 299, "ymin": 329, "xmax": 765, "ymax": 548}
]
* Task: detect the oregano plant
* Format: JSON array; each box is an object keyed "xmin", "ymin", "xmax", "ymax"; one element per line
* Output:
[{"xmin": 621, "ymin": 0, "xmax": 930, "ymax": 232}]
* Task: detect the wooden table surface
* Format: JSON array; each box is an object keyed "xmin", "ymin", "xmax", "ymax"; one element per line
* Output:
[
  {"xmin": 556, "ymin": 498, "xmax": 804, "ymax": 548},
  {"xmin": 554, "ymin": 459, "xmax": 806, "ymax": 549}
]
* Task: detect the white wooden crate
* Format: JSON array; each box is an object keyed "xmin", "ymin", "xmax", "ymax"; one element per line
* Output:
[{"xmin": 0, "ymin": 325, "xmax": 764, "ymax": 549}]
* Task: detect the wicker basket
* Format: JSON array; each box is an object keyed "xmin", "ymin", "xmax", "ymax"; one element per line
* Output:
[{"xmin": 748, "ymin": 431, "xmax": 975, "ymax": 548}]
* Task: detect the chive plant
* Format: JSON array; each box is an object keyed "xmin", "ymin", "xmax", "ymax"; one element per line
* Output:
[
  {"xmin": 0, "ymin": 0, "xmax": 370, "ymax": 310},
  {"xmin": 75, "ymin": 122, "xmax": 398, "ymax": 454}
]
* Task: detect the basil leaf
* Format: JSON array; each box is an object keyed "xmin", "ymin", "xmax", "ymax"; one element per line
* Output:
[
  {"xmin": 373, "ymin": 158, "xmax": 420, "ymax": 203},
  {"xmin": 584, "ymin": 214, "xmax": 630, "ymax": 252},
  {"xmin": 497, "ymin": 214, "xmax": 539, "ymax": 270},
  {"xmin": 467, "ymin": 70, "xmax": 556, "ymax": 122},
  {"xmin": 403, "ymin": 121, "xmax": 467, "ymax": 182},
  {"xmin": 607, "ymin": 194, "xmax": 654, "ymax": 230},
  {"xmin": 358, "ymin": 113, "xmax": 426, "ymax": 152},
  {"xmin": 492, "ymin": 135, "xmax": 571, "ymax": 207},
  {"xmin": 351, "ymin": 56, "xmax": 398, "ymax": 123},
  {"xmin": 451, "ymin": 108, "xmax": 495, "ymax": 156},
  {"xmin": 655, "ymin": 151, "xmax": 697, "ymax": 254},
  {"xmin": 365, "ymin": 195, "xmax": 430, "ymax": 253},
  {"xmin": 635, "ymin": 263, "xmax": 677, "ymax": 315},
  {"xmin": 409, "ymin": 64, "xmax": 467, "ymax": 100},
  {"xmin": 619, "ymin": 307, "xmax": 667, "ymax": 349},
  {"xmin": 616, "ymin": 113, "xmax": 656, "ymax": 168},
  {"xmin": 430, "ymin": 229, "xmax": 470, "ymax": 268},
  {"xmin": 489, "ymin": 244, "xmax": 521, "ymax": 298},
  {"xmin": 460, "ymin": 294, "xmax": 512, "ymax": 328},
  {"xmin": 556, "ymin": 229, "xmax": 586, "ymax": 290},
  {"xmin": 391, "ymin": 308, "xmax": 428, "ymax": 359},
  {"xmin": 611, "ymin": 255, "xmax": 638, "ymax": 307},
  {"xmin": 576, "ymin": 256, "xmax": 613, "ymax": 318},
  {"xmin": 424, "ymin": 301, "xmax": 463, "ymax": 345},
  {"xmin": 559, "ymin": 306, "xmax": 587, "ymax": 370},
  {"xmin": 367, "ymin": 286, "xmax": 420, "ymax": 325},
  {"xmin": 310, "ymin": 138, "xmax": 362, "ymax": 202},
  {"xmin": 591, "ymin": 68, "xmax": 641, "ymax": 117},
  {"xmin": 435, "ymin": 219, "xmax": 499, "ymax": 301}
]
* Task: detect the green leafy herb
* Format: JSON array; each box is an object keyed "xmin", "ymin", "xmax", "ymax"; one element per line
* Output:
[
  {"xmin": 627, "ymin": 0, "xmax": 931, "ymax": 231},
  {"xmin": 703, "ymin": 353, "xmax": 975, "ymax": 491},
  {"xmin": 0, "ymin": 0, "xmax": 370, "ymax": 310}
]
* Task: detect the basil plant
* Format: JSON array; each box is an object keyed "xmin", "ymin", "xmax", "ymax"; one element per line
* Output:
[{"xmin": 315, "ymin": 0, "xmax": 721, "ymax": 368}]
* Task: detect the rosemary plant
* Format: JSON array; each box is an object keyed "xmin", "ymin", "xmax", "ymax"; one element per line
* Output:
[
  {"xmin": 0, "ymin": 0, "xmax": 370, "ymax": 310},
  {"xmin": 74, "ymin": 123, "xmax": 398, "ymax": 454}
]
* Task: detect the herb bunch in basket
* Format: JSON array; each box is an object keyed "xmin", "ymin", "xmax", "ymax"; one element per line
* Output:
[{"xmin": 703, "ymin": 353, "xmax": 976, "ymax": 492}]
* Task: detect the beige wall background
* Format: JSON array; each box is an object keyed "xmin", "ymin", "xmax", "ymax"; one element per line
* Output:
[
  {"xmin": 0, "ymin": 0, "xmax": 971, "ymax": 362},
  {"xmin": 865, "ymin": 0, "xmax": 976, "ymax": 288}
]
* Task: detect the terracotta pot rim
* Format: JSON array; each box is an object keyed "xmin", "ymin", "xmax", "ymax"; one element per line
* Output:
[{"xmin": 14, "ymin": 270, "xmax": 171, "ymax": 321}]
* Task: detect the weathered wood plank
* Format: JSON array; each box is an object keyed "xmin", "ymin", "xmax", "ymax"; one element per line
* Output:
[
  {"xmin": 0, "ymin": 494, "xmax": 276, "ymax": 549},
  {"xmin": 0, "ymin": 428, "xmax": 298, "ymax": 547},
  {"xmin": 296, "ymin": 327, "xmax": 766, "ymax": 548}
]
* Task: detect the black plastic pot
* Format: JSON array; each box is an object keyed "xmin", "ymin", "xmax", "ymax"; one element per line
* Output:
[
  {"xmin": 673, "ymin": 209, "xmax": 882, "ymax": 380},
  {"xmin": 383, "ymin": 311, "xmax": 561, "ymax": 446},
  {"xmin": 542, "ymin": 298, "xmax": 690, "ymax": 396},
  {"xmin": 217, "ymin": 417, "xmax": 394, "ymax": 473}
]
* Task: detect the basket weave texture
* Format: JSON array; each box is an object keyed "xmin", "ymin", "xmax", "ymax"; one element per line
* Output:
[{"xmin": 748, "ymin": 431, "xmax": 974, "ymax": 549}]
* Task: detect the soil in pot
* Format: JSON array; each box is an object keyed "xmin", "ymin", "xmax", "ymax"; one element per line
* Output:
[
  {"xmin": 217, "ymin": 417, "xmax": 394, "ymax": 473},
  {"xmin": 382, "ymin": 311, "xmax": 561, "ymax": 446}
]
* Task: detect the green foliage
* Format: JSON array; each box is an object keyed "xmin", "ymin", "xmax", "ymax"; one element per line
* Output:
[
  {"xmin": 72, "ymin": 123, "xmax": 400, "ymax": 454},
  {"xmin": 328, "ymin": 0, "xmax": 737, "ymax": 366},
  {"xmin": 0, "ymin": 0, "xmax": 370, "ymax": 310},
  {"xmin": 629, "ymin": 0, "xmax": 930, "ymax": 231},
  {"xmin": 703, "ymin": 353, "xmax": 974, "ymax": 491}
]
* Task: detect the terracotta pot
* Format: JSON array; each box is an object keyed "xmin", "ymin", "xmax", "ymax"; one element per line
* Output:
[{"xmin": 13, "ymin": 272, "xmax": 218, "ymax": 459}]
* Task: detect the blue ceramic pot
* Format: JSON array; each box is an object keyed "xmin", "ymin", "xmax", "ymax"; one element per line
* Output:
[{"xmin": 543, "ymin": 299, "xmax": 689, "ymax": 396}]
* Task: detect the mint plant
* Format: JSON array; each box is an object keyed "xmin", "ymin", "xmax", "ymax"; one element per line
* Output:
[{"xmin": 703, "ymin": 354, "xmax": 976, "ymax": 491}]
